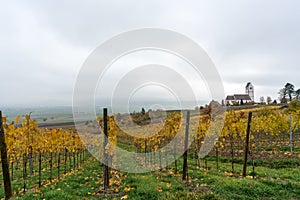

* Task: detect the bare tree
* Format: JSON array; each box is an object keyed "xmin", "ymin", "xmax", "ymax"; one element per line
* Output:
[
  {"xmin": 266, "ymin": 96, "xmax": 272, "ymax": 104},
  {"xmin": 260, "ymin": 96, "xmax": 265, "ymax": 104}
]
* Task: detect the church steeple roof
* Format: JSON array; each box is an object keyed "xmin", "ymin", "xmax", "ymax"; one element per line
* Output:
[{"xmin": 246, "ymin": 82, "xmax": 252, "ymax": 88}]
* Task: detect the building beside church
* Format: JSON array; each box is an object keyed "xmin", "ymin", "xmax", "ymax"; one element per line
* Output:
[{"xmin": 225, "ymin": 82, "xmax": 255, "ymax": 105}]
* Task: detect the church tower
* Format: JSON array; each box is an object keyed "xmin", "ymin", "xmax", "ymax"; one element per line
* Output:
[{"xmin": 245, "ymin": 82, "xmax": 254, "ymax": 101}]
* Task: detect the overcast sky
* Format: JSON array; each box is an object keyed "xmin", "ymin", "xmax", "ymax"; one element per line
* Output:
[{"xmin": 1, "ymin": 0, "xmax": 300, "ymax": 107}]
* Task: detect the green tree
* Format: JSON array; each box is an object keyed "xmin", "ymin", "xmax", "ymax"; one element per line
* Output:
[
  {"xmin": 285, "ymin": 83, "xmax": 295, "ymax": 102},
  {"xmin": 279, "ymin": 83, "xmax": 295, "ymax": 103},
  {"xmin": 141, "ymin": 107, "xmax": 146, "ymax": 115},
  {"xmin": 295, "ymin": 89, "xmax": 300, "ymax": 100}
]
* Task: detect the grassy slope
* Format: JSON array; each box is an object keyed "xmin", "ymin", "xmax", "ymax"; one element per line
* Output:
[{"xmin": 8, "ymin": 156, "xmax": 300, "ymax": 200}]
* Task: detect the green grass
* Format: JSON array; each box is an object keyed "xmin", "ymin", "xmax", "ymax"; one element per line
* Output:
[
  {"xmin": 190, "ymin": 158, "xmax": 299, "ymax": 199},
  {"xmin": 14, "ymin": 157, "xmax": 101, "ymax": 200},
  {"xmin": 3, "ymin": 154, "xmax": 299, "ymax": 200},
  {"xmin": 205, "ymin": 154, "xmax": 300, "ymax": 169},
  {"xmin": 0, "ymin": 151, "xmax": 87, "ymax": 198}
]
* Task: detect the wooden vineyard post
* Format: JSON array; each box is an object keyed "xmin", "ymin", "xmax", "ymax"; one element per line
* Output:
[
  {"xmin": 57, "ymin": 152, "xmax": 61, "ymax": 180},
  {"xmin": 73, "ymin": 134, "xmax": 76, "ymax": 170},
  {"xmin": 182, "ymin": 110, "xmax": 190, "ymax": 181},
  {"xmin": 165, "ymin": 148, "xmax": 169, "ymax": 169},
  {"xmin": 50, "ymin": 152, "xmax": 53, "ymax": 182},
  {"xmin": 174, "ymin": 138, "xmax": 178, "ymax": 174},
  {"xmin": 80, "ymin": 149, "xmax": 82, "ymax": 164},
  {"xmin": 69, "ymin": 150, "xmax": 72, "ymax": 171},
  {"xmin": 23, "ymin": 153, "xmax": 27, "ymax": 192},
  {"xmin": 0, "ymin": 111, "xmax": 13, "ymax": 199},
  {"xmin": 290, "ymin": 114, "xmax": 293, "ymax": 153},
  {"xmin": 38, "ymin": 150, "xmax": 42, "ymax": 187},
  {"xmin": 25, "ymin": 113, "xmax": 34, "ymax": 176},
  {"xmin": 216, "ymin": 141, "xmax": 219, "ymax": 170},
  {"xmin": 144, "ymin": 140, "xmax": 147, "ymax": 166},
  {"xmin": 230, "ymin": 133, "xmax": 235, "ymax": 173},
  {"xmin": 251, "ymin": 150, "xmax": 255, "ymax": 179},
  {"xmin": 103, "ymin": 108, "xmax": 109, "ymax": 191},
  {"xmin": 73, "ymin": 151, "xmax": 76, "ymax": 170},
  {"xmin": 64, "ymin": 148, "xmax": 67, "ymax": 174},
  {"xmin": 83, "ymin": 149, "xmax": 85, "ymax": 163},
  {"xmin": 243, "ymin": 112, "xmax": 252, "ymax": 177},
  {"xmin": 159, "ymin": 149, "xmax": 162, "ymax": 170},
  {"xmin": 29, "ymin": 146, "xmax": 33, "ymax": 175},
  {"xmin": 76, "ymin": 151, "xmax": 79, "ymax": 168}
]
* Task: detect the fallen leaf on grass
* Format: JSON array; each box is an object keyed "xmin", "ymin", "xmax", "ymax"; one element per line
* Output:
[
  {"xmin": 156, "ymin": 186, "xmax": 163, "ymax": 192},
  {"xmin": 224, "ymin": 171, "xmax": 234, "ymax": 177},
  {"xmin": 124, "ymin": 187, "xmax": 131, "ymax": 192},
  {"xmin": 35, "ymin": 189, "xmax": 42, "ymax": 194}
]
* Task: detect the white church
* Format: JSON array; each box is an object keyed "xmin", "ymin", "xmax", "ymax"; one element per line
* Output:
[{"xmin": 225, "ymin": 82, "xmax": 255, "ymax": 105}]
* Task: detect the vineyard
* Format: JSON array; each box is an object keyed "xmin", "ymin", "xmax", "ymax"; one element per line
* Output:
[
  {"xmin": 0, "ymin": 113, "xmax": 88, "ymax": 198},
  {"xmin": 1, "ymin": 104, "xmax": 300, "ymax": 199},
  {"xmin": 101, "ymin": 105, "xmax": 300, "ymax": 174}
]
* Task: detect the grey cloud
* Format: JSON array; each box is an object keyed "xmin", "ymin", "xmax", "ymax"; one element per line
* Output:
[{"xmin": 0, "ymin": 0, "xmax": 300, "ymax": 106}]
